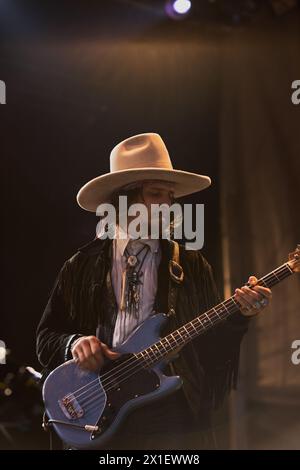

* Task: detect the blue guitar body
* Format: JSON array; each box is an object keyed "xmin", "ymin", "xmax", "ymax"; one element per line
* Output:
[
  {"xmin": 43, "ymin": 313, "xmax": 183, "ymax": 449},
  {"xmin": 43, "ymin": 248, "xmax": 300, "ymax": 449}
]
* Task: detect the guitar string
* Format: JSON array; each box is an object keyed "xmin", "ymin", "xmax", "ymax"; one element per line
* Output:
[
  {"xmin": 81, "ymin": 307, "xmax": 238, "ymax": 414},
  {"xmin": 64, "ymin": 263, "xmax": 291, "ymax": 411},
  {"xmin": 71, "ymin": 300, "xmax": 237, "ymax": 406},
  {"xmin": 82, "ymin": 262, "xmax": 292, "ymax": 413},
  {"xmin": 63, "ymin": 263, "xmax": 291, "ymax": 407},
  {"xmin": 69, "ymin": 266, "xmax": 293, "ymax": 413},
  {"xmin": 67, "ymin": 302, "xmax": 235, "ymax": 409},
  {"xmin": 62, "ymin": 264, "xmax": 291, "ymax": 406}
]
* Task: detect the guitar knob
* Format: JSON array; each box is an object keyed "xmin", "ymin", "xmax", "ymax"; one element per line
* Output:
[{"xmin": 107, "ymin": 402, "xmax": 115, "ymax": 413}]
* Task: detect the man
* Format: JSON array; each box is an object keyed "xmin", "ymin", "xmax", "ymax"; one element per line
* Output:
[{"xmin": 36, "ymin": 133, "xmax": 272, "ymax": 449}]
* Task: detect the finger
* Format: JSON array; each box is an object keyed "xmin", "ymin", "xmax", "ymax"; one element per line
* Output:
[
  {"xmin": 77, "ymin": 345, "xmax": 101, "ymax": 370},
  {"xmin": 72, "ymin": 345, "xmax": 85, "ymax": 363},
  {"xmin": 252, "ymin": 285, "xmax": 272, "ymax": 299},
  {"xmin": 288, "ymin": 251, "xmax": 295, "ymax": 261},
  {"xmin": 235, "ymin": 289, "xmax": 253, "ymax": 310},
  {"xmin": 74, "ymin": 342, "xmax": 102, "ymax": 371},
  {"xmin": 100, "ymin": 342, "xmax": 121, "ymax": 360},
  {"xmin": 81, "ymin": 355, "xmax": 102, "ymax": 372},
  {"xmin": 90, "ymin": 337, "xmax": 104, "ymax": 362},
  {"xmin": 81, "ymin": 339, "xmax": 104, "ymax": 370},
  {"xmin": 237, "ymin": 287, "xmax": 260, "ymax": 308},
  {"xmin": 80, "ymin": 341, "xmax": 93, "ymax": 361},
  {"xmin": 241, "ymin": 286, "xmax": 263, "ymax": 302}
]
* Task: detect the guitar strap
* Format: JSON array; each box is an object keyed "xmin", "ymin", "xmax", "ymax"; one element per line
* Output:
[
  {"xmin": 165, "ymin": 240, "xmax": 184, "ymax": 375},
  {"xmin": 167, "ymin": 240, "xmax": 184, "ymax": 318}
]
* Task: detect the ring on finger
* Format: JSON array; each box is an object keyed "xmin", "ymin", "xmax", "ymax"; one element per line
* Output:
[
  {"xmin": 253, "ymin": 301, "xmax": 262, "ymax": 309},
  {"xmin": 260, "ymin": 297, "xmax": 268, "ymax": 307}
]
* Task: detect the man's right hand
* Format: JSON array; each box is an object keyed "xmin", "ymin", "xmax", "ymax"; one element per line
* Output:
[{"xmin": 71, "ymin": 336, "xmax": 120, "ymax": 372}]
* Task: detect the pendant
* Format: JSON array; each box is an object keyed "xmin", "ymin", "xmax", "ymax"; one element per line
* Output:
[{"xmin": 127, "ymin": 255, "xmax": 138, "ymax": 268}]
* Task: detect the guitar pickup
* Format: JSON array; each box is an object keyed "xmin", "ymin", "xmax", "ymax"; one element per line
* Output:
[{"xmin": 59, "ymin": 394, "xmax": 84, "ymax": 420}]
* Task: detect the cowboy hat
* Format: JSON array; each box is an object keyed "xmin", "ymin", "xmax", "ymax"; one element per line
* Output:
[{"xmin": 77, "ymin": 133, "xmax": 211, "ymax": 212}]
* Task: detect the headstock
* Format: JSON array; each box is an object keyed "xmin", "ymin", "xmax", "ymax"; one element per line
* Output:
[{"xmin": 288, "ymin": 245, "xmax": 300, "ymax": 273}]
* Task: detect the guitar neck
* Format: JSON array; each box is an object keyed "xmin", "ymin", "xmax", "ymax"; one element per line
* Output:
[{"xmin": 135, "ymin": 262, "xmax": 294, "ymax": 367}]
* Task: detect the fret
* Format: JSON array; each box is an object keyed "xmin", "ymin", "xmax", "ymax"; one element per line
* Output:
[
  {"xmin": 204, "ymin": 312, "xmax": 214, "ymax": 325},
  {"xmin": 222, "ymin": 301, "xmax": 231, "ymax": 314},
  {"xmin": 182, "ymin": 325, "xmax": 191, "ymax": 339},
  {"xmin": 213, "ymin": 307, "xmax": 222, "ymax": 320},
  {"xmin": 139, "ymin": 349, "xmax": 152, "ymax": 367},
  {"xmin": 286, "ymin": 263, "xmax": 293, "ymax": 274},
  {"xmin": 197, "ymin": 316, "xmax": 206, "ymax": 330},
  {"xmin": 137, "ymin": 350, "xmax": 145, "ymax": 361},
  {"xmin": 172, "ymin": 330, "xmax": 182, "ymax": 344},
  {"xmin": 225, "ymin": 298, "xmax": 234, "ymax": 312},
  {"xmin": 271, "ymin": 270, "xmax": 281, "ymax": 282},
  {"xmin": 177, "ymin": 330, "xmax": 188, "ymax": 345},
  {"xmin": 175, "ymin": 330, "xmax": 183, "ymax": 342},
  {"xmin": 215, "ymin": 305, "xmax": 227, "ymax": 317},
  {"xmin": 228, "ymin": 296, "xmax": 240, "ymax": 312},
  {"xmin": 261, "ymin": 264, "xmax": 290, "ymax": 288},
  {"xmin": 265, "ymin": 275, "xmax": 281, "ymax": 288},
  {"xmin": 187, "ymin": 324, "xmax": 198, "ymax": 338},
  {"xmin": 149, "ymin": 345, "xmax": 158, "ymax": 361},
  {"xmin": 280, "ymin": 266, "xmax": 293, "ymax": 279},
  {"xmin": 190, "ymin": 321, "xmax": 198, "ymax": 335},
  {"xmin": 259, "ymin": 278, "xmax": 268, "ymax": 287},
  {"xmin": 164, "ymin": 336, "xmax": 173, "ymax": 352},
  {"xmin": 201, "ymin": 317, "xmax": 208, "ymax": 327},
  {"xmin": 160, "ymin": 338, "xmax": 169, "ymax": 353},
  {"xmin": 170, "ymin": 332, "xmax": 180, "ymax": 346}
]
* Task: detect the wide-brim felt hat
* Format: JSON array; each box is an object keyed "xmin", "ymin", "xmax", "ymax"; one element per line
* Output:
[{"xmin": 77, "ymin": 133, "xmax": 211, "ymax": 212}]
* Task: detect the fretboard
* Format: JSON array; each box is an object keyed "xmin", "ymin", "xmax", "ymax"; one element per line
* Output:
[{"xmin": 135, "ymin": 262, "xmax": 294, "ymax": 368}]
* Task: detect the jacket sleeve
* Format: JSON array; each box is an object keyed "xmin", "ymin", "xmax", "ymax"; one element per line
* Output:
[
  {"xmin": 195, "ymin": 254, "xmax": 250, "ymax": 409},
  {"xmin": 36, "ymin": 260, "xmax": 82, "ymax": 371}
]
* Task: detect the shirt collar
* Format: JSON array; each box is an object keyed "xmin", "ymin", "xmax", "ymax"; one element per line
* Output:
[{"xmin": 115, "ymin": 225, "xmax": 160, "ymax": 256}]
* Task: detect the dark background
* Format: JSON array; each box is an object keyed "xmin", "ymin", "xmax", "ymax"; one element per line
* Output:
[
  {"xmin": 1, "ymin": 0, "xmax": 223, "ymax": 368},
  {"xmin": 1, "ymin": 0, "xmax": 299, "ymax": 450}
]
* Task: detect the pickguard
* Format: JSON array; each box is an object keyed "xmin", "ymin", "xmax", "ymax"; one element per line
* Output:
[{"xmin": 91, "ymin": 354, "xmax": 160, "ymax": 439}]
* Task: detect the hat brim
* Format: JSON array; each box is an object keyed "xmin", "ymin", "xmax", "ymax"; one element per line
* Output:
[{"xmin": 77, "ymin": 168, "xmax": 211, "ymax": 212}]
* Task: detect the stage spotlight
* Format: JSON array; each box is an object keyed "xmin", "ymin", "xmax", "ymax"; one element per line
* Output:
[
  {"xmin": 173, "ymin": 0, "xmax": 191, "ymax": 15},
  {"xmin": 165, "ymin": 0, "xmax": 192, "ymax": 19}
]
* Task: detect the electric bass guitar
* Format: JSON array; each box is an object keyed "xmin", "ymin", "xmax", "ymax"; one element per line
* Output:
[{"xmin": 43, "ymin": 246, "xmax": 300, "ymax": 449}]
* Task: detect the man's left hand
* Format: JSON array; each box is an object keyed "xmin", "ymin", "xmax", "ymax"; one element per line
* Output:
[{"xmin": 234, "ymin": 276, "xmax": 272, "ymax": 317}]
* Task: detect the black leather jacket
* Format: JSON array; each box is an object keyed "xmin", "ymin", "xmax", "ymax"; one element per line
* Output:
[{"xmin": 36, "ymin": 237, "xmax": 249, "ymax": 423}]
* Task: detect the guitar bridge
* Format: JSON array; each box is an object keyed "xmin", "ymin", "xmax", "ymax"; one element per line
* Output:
[{"xmin": 59, "ymin": 394, "xmax": 84, "ymax": 420}]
